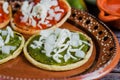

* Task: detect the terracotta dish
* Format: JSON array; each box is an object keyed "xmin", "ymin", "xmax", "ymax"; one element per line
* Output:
[
  {"xmin": 0, "ymin": 8, "xmax": 120, "ymax": 80},
  {"xmin": 97, "ymin": 0, "xmax": 120, "ymax": 29}
]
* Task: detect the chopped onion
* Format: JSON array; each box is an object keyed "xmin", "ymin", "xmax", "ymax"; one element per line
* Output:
[{"xmin": 3, "ymin": 2, "xmax": 9, "ymax": 14}]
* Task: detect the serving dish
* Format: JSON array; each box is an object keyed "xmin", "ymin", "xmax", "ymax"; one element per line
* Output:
[
  {"xmin": 97, "ymin": 0, "xmax": 120, "ymax": 29},
  {"xmin": 0, "ymin": 8, "xmax": 120, "ymax": 80}
]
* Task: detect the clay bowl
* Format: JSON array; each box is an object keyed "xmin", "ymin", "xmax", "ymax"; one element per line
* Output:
[
  {"xmin": 97, "ymin": 0, "xmax": 120, "ymax": 29},
  {"xmin": 0, "ymin": 8, "xmax": 120, "ymax": 80}
]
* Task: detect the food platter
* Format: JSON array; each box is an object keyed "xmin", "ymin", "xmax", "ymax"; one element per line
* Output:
[{"xmin": 0, "ymin": 8, "xmax": 120, "ymax": 80}]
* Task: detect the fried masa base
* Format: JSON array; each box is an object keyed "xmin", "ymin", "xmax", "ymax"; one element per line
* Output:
[
  {"xmin": 23, "ymin": 31, "xmax": 93, "ymax": 71},
  {"xmin": 0, "ymin": 32, "xmax": 25, "ymax": 64}
]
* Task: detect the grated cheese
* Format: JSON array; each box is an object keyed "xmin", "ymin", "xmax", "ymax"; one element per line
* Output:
[
  {"xmin": 53, "ymin": 53, "xmax": 63, "ymax": 63},
  {"xmin": 44, "ymin": 34, "xmax": 56, "ymax": 57},
  {"xmin": 5, "ymin": 26, "xmax": 14, "ymax": 44},
  {"xmin": 1, "ymin": 30, "xmax": 8, "ymax": 36},
  {"xmin": 70, "ymin": 33, "xmax": 82, "ymax": 47},
  {"xmin": 30, "ymin": 28, "xmax": 91, "ymax": 63},
  {"xmin": 54, "ymin": 6, "xmax": 64, "ymax": 12},
  {"xmin": 2, "ymin": 2, "xmax": 9, "ymax": 14},
  {"xmin": 54, "ymin": 13, "xmax": 62, "ymax": 21},
  {"xmin": 20, "ymin": 0, "xmax": 64, "ymax": 28},
  {"xmin": 2, "ymin": 46, "xmax": 16, "ymax": 54},
  {"xmin": 0, "ymin": 36, "xmax": 4, "ymax": 47},
  {"xmin": 0, "ymin": 27, "xmax": 18, "ymax": 54},
  {"xmin": 75, "ymin": 50, "xmax": 85, "ymax": 58},
  {"xmin": 7, "ymin": 26, "xmax": 14, "ymax": 38}
]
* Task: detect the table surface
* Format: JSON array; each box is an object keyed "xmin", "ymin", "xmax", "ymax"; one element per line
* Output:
[{"xmin": 85, "ymin": 2, "xmax": 120, "ymax": 80}]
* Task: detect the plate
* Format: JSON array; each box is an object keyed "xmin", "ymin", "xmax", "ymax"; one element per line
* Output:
[{"xmin": 0, "ymin": 8, "xmax": 120, "ymax": 80}]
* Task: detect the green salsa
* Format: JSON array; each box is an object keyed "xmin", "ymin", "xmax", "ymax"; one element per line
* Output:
[
  {"xmin": 0, "ymin": 33, "xmax": 22, "ymax": 60},
  {"xmin": 27, "ymin": 33, "xmax": 90, "ymax": 66}
]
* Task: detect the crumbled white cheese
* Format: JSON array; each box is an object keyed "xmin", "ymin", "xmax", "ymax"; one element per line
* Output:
[
  {"xmin": 5, "ymin": 26, "xmax": 14, "ymax": 44},
  {"xmin": 31, "ymin": 40, "xmax": 42, "ymax": 49},
  {"xmin": 54, "ymin": 6, "xmax": 64, "ymax": 12},
  {"xmin": 44, "ymin": 20, "xmax": 50, "ymax": 25},
  {"xmin": 47, "ymin": 9, "xmax": 55, "ymax": 19},
  {"xmin": 53, "ymin": 53, "xmax": 63, "ymax": 63},
  {"xmin": 54, "ymin": 13, "xmax": 62, "ymax": 21},
  {"xmin": 20, "ymin": 15, "xmax": 29, "ymax": 23},
  {"xmin": 44, "ymin": 34, "xmax": 56, "ymax": 57},
  {"xmin": 19, "ymin": 36, "xmax": 22, "ymax": 40},
  {"xmin": 64, "ymin": 46, "xmax": 77, "ymax": 62},
  {"xmin": 31, "ymin": 28, "xmax": 91, "ymax": 63},
  {"xmin": 0, "ymin": 27, "xmax": 18, "ymax": 54},
  {"xmin": 21, "ymin": 1, "xmax": 29, "ymax": 16},
  {"xmin": 36, "ymin": 4, "xmax": 47, "ymax": 24},
  {"xmin": 64, "ymin": 52, "xmax": 70, "ymax": 62},
  {"xmin": 54, "ymin": 28, "xmax": 61, "ymax": 37},
  {"xmin": 7, "ymin": 26, "xmax": 14, "ymax": 38},
  {"xmin": 46, "ymin": 24, "xmax": 52, "ymax": 27},
  {"xmin": 79, "ymin": 44, "xmax": 85, "ymax": 50},
  {"xmin": 4, "ymin": 34, "xmax": 10, "ymax": 44},
  {"xmin": 48, "ymin": 0, "xmax": 58, "ymax": 6},
  {"xmin": 1, "ymin": 30, "xmax": 8, "ymax": 36},
  {"xmin": 21, "ymin": 1, "xmax": 34, "ymax": 23},
  {"xmin": 29, "ymin": 15, "xmax": 37, "ymax": 27},
  {"xmin": 2, "ymin": 46, "xmax": 16, "ymax": 54},
  {"xmin": 31, "ymin": 3, "xmax": 42, "ymax": 19},
  {"xmin": 55, "ymin": 42, "xmax": 69, "ymax": 55},
  {"xmin": 70, "ymin": 33, "xmax": 81, "ymax": 47},
  {"xmin": 2, "ymin": 2, "xmax": 9, "ymax": 14},
  {"xmin": 28, "ymin": 2, "xmax": 34, "ymax": 14},
  {"xmin": 82, "ymin": 41, "xmax": 91, "ymax": 46},
  {"xmin": 0, "ymin": 36, "xmax": 4, "ymax": 47},
  {"xmin": 37, "ymin": 24, "xmax": 42, "ymax": 29},
  {"xmin": 20, "ymin": 0, "xmax": 64, "ymax": 28},
  {"xmin": 75, "ymin": 50, "xmax": 85, "ymax": 58},
  {"xmin": 40, "ymin": 29, "xmax": 54, "ymax": 38},
  {"xmin": 54, "ymin": 29, "xmax": 71, "ymax": 47}
]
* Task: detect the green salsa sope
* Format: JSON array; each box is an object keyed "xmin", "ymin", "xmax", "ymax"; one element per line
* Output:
[
  {"xmin": 27, "ymin": 33, "xmax": 90, "ymax": 66},
  {"xmin": 0, "ymin": 30, "xmax": 22, "ymax": 60}
]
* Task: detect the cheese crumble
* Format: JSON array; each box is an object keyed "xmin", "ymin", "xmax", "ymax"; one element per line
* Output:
[
  {"xmin": 0, "ymin": 27, "xmax": 16, "ymax": 54},
  {"xmin": 30, "ymin": 28, "xmax": 91, "ymax": 63},
  {"xmin": 2, "ymin": 2, "xmax": 9, "ymax": 14},
  {"xmin": 20, "ymin": 0, "xmax": 65, "ymax": 28}
]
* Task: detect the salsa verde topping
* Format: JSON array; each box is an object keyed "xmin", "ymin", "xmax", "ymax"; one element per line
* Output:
[
  {"xmin": 27, "ymin": 28, "xmax": 91, "ymax": 65},
  {"xmin": 0, "ymin": 26, "xmax": 22, "ymax": 59}
]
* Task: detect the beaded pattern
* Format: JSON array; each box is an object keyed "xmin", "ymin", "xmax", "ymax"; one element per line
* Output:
[{"xmin": 69, "ymin": 8, "xmax": 116, "ymax": 72}]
